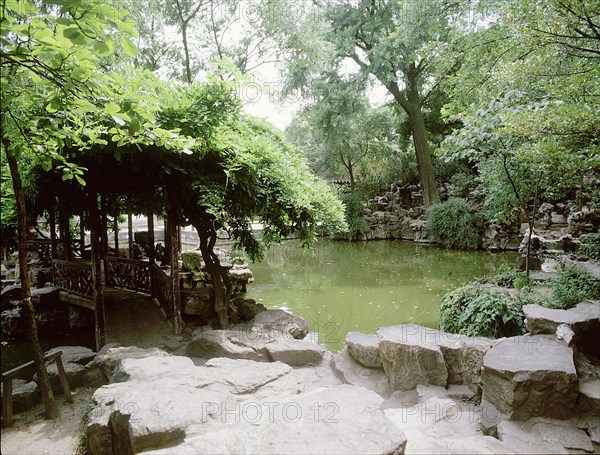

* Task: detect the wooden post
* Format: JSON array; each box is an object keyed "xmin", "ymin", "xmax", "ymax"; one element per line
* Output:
[
  {"xmin": 49, "ymin": 208, "xmax": 57, "ymax": 259},
  {"xmin": 128, "ymin": 212, "xmax": 133, "ymax": 259},
  {"xmin": 59, "ymin": 206, "xmax": 73, "ymax": 261},
  {"xmin": 168, "ymin": 207, "xmax": 182, "ymax": 335},
  {"xmin": 88, "ymin": 191, "xmax": 106, "ymax": 351},
  {"xmin": 54, "ymin": 356, "xmax": 73, "ymax": 403},
  {"xmin": 147, "ymin": 211, "xmax": 155, "ymax": 265},
  {"xmin": 2, "ymin": 377, "xmax": 13, "ymax": 427}
]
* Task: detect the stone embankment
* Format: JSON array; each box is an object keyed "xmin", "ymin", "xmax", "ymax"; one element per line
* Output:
[
  {"xmin": 358, "ymin": 184, "xmax": 599, "ymax": 254},
  {"xmin": 3, "ymin": 301, "xmax": 599, "ymax": 454}
]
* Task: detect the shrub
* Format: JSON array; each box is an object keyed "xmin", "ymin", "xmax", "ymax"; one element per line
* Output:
[
  {"xmin": 579, "ymin": 233, "xmax": 600, "ymax": 260},
  {"xmin": 547, "ymin": 265, "xmax": 600, "ymax": 309},
  {"xmin": 439, "ymin": 286, "xmax": 525, "ymax": 338},
  {"xmin": 340, "ymin": 191, "xmax": 368, "ymax": 241},
  {"xmin": 492, "ymin": 265, "xmax": 530, "ymax": 290},
  {"xmin": 426, "ymin": 199, "xmax": 481, "ymax": 250}
]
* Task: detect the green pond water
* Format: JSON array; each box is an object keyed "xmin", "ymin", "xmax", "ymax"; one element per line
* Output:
[{"xmin": 246, "ymin": 239, "xmax": 517, "ymax": 352}]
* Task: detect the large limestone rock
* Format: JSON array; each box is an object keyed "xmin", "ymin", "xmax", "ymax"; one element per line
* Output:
[
  {"xmin": 186, "ymin": 319, "xmax": 325, "ymax": 367},
  {"xmin": 251, "ymin": 309, "xmax": 309, "ymax": 339},
  {"xmin": 186, "ymin": 328, "xmax": 270, "ymax": 361},
  {"xmin": 332, "ymin": 347, "xmax": 391, "ymax": 397},
  {"xmin": 86, "ymin": 352, "xmax": 407, "ymax": 455},
  {"xmin": 523, "ymin": 300, "xmax": 600, "ymax": 337},
  {"xmin": 377, "ymin": 325, "xmax": 448, "ymax": 391},
  {"xmin": 482, "ymin": 335, "xmax": 579, "ymax": 421},
  {"xmin": 346, "ymin": 332, "xmax": 382, "ymax": 369},
  {"xmin": 497, "ymin": 420, "xmax": 594, "ymax": 453},
  {"xmin": 578, "ymin": 380, "xmax": 600, "ymax": 417}
]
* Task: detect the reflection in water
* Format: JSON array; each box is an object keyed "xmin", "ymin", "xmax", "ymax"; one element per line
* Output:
[{"xmin": 246, "ymin": 239, "xmax": 517, "ymax": 352}]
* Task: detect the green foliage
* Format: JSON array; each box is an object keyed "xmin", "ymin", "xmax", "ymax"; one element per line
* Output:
[
  {"xmin": 579, "ymin": 233, "xmax": 600, "ymax": 261},
  {"xmin": 439, "ymin": 286, "xmax": 525, "ymax": 338},
  {"xmin": 340, "ymin": 192, "xmax": 368, "ymax": 241},
  {"xmin": 548, "ymin": 266, "xmax": 600, "ymax": 310},
  {"xmin": 426, "ymin": 199, "xmax": 481, "ymax": 250},
  {"xmin": 492, "ymin": 265, "xmax": 531, "ymax": 290}
]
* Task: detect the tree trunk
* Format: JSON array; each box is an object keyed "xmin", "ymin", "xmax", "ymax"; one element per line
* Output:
[
  {"xmin": 197, "ymin": 223, "xmax": 229, "ymax": 329},
  {"xmin": 384, "ymin": 73, "xmax": 440, "ymax": 208},
  {"xmin": 405, "ymin": 72, "xmax": 440, "ymax": 208},
  {"xmin": 4, "ymin": 145, "xmax": 58, "ymax": 420}
]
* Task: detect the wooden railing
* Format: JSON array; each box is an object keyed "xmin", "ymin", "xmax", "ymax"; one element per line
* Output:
[
  {"xmin": 2, "ymin": 350, "xmax": 72, "ymax": 427},
  {"xmin": 52, "ymin": 260, "xmax": 93, "ymax": 298},
  {"xmin": 105, "ymin": 258, "xmax": 151, "ymax": 294},
  {"xmin": 26, "ymin": 239, "xmax": 52, "ymax": 261},
  {"xmin": 151, "ymin": 263, "xmax": 173, "ymax": 319}
]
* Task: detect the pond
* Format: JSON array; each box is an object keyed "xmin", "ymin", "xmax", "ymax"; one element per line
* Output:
[{"xmin": 246, "ymin": 239, "xmax": 517, "ymax": 352}]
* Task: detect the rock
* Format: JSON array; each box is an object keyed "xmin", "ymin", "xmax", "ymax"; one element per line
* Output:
[
  {"xmin": 523, "ymin": 301, "xmax": 600, "ymax": 337},
  {"xmin": 1, "ymin": 305, "xmax": 22, "ymax": 337},
  {"xmin": 251, "ymin": 309, "xmax": 309, "ymax": 339},
  {"xmin": 186, "ymin": 328, "xmax": 270, "ymax": 361},
  {"xmin": 181, "ymin": 251, "xmax": 203, "ymax": 271},
  {"xmin": 45, "ymin": 346, "xmax": 97, "ymax": 365},
  {"xmin": 86, "ymin": 354, "xmax": 406, "ymax": 455},
  {"xmin": 265, "ymin": 338, "xmax": 326, "ymax": 366},
  {"xmin": 232, "ymin": 297, "xmax": 266, "ymax": 321},
  {"xmin": 377, "ymin": 324, "xmax": 448, "ymax": 391},
  {"xmin": 436, "ymin": 332, "xmax": 495, "ymax": 390},
  {"xmin": 497, "ymin": 420, "xmax": 594, "ymax": 453},
  {"xmin": 0, "ymin": 379, "xmax": 40, "ymax": 413},
  {"xmin": 332, "ymin": 347, "xmax": 391, "ymax": 397},
  {"xmin": 556, "ymin": 323, "xmax": 576, "ymax": 346},
  {"xmin": 515, "ymin": 255, "xmax": 542, "ymax": 271},
  {"xmin": 575, "ymin": 351, "xmax": 600, "ymax": 382},
  {"xmin": 345, "ymin": 331, "xmax": 382, "ymax": 369},
  {"xmin": 578, "ymin": 380, "xmax": 600, "ymax": 417},
  {"xmin": 92, "ymin": 345, "xmax": 168, "ymax": 381},
  {"xmin": 404, "ymin": 433, "xmax": 514, "ymax": 454},
  {"xmin": 482, "ymin": 335, "xmax": 579, "ymax": 420}
]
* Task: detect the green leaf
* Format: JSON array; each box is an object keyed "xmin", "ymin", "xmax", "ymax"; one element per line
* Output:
[
  {"xmin": 121, "ymin": 35, "xmax": 138, "ymax": 58},
  {"xmin": 93, "ymin": 40, "xmax": 112, "ymax": 57},
  {"xmin": 75, "ymin": 175, "xmax": 86, "ymax": 186},
  {"xmin": 63, "ymin": 27, "xmax": 88, "ymax": 46},
  {"xmin": 104, "ymin": 102, "xmax": 121, "ymax": 115}
]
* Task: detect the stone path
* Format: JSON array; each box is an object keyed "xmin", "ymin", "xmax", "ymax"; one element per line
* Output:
[{"xmin": 104, "ymin": 288, "xmax": 172, "ymax": 347}]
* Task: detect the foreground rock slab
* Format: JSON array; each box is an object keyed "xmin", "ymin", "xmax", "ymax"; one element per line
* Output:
[
  {"xmin": 377, "ymin": 325, "xmax": 448, "ymax": 391},
  {"xmin": 482, "ymin": 335, "xmax": 578, "ymax": 421},
  {"xmin": 523, "ymin": 300, "xmax": 600, "ymax": 338},
  {"xmin": 86, "ymin": 349, "xmax": 407, "ymax": 455}
]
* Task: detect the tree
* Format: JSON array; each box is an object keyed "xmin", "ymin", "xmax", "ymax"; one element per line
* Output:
[
  {"xmin": 157, "ymin": 82, "xmax": 347, "ymax": 327},
  {"xmin": 276, "ymin": 0, "xmax": 472, "ymax": 207},
  {"xmin": 441, "ymin": 0, "xmax": 599, "ymax": 236}
]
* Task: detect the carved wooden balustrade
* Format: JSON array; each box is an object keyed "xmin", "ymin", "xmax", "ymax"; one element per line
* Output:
[
  {"xmin": 26, "ymin": 239, "xmax": 52, "ymax": 261},
  {"xmin": 151, "ymin": 263, "xmax": 173, "ymax": 319},
  {"xmin": 105, "ymin": 258, "xmax": 152, "ymax": 294},
  {"xmin": 52, "ymin": 260, "xmax": 93, "ymax": 298}
]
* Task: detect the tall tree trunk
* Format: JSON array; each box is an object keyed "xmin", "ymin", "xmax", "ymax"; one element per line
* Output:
[
  {"xmin": 384, "ymin": 74, "xmax": 440, "ymax": 208},
  {"xmin": 3, "ymin": 145, "xmax": 58, "ymax": 420},
  {"xmin": 405, "ymin": 71, "xmax": 440, "ymax": 208}
]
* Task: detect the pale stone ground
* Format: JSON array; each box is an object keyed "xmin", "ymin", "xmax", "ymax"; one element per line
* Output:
[{"xmin": 1, "ymin": 387, "xmax": 94, "ymax": 455}]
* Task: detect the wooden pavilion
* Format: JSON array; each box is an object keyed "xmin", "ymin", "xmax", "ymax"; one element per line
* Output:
[{"xmin": 27, "ymin": 145, "xmax": 187, "ymax": 351}]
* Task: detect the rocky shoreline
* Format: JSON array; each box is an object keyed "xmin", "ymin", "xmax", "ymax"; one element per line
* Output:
[{"xmin": 3, "ymin": 301, "xmax": 598, "ymax": 454}]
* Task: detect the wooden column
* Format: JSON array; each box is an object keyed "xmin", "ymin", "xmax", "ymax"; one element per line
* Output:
[
  {"xmin": 49, "ymin": 208, "xmax": 57, "ymax": 259},
  {"xmin": 127, "ymin": 212, "xmax": 133, "ymax": 259},
  {"xmin": 88, "ymin": 191, "xmax": 106, "ymax": 351},
  {"xmin": 59, "ymin": 206, "xmax": 72, "ymax": 261},
  {"xmin": 167, "ymin": 207, "xmax": 182, "ymax": 335},
  {"xmin": 147, "ymin": 212, "xmax": 155, "ymax": 264}
]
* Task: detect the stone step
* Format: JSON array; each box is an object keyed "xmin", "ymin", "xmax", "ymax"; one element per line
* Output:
[{"xmin": 481, "ymin": 335, "xmax": 579, "ymax": 422}]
